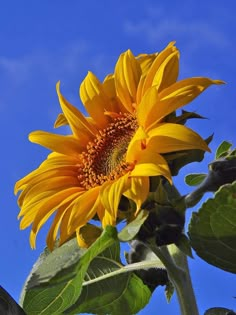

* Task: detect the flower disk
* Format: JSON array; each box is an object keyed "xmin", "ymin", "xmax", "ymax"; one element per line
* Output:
[
  {"xmin": 15, "ymin": 42, "xmax": 224, "ymax": 250},
  {"xmin": 78, "ymin": 114, "xmax": 138, "ymax": 190}
]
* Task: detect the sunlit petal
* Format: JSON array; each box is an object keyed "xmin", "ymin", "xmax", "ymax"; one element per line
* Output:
[
  {"xmin": 129, "ymin": 141, "xmax": 172, "ymax": 183},
  {"xmin": 141, "ymin": 41, "xmax": 177, "ymax": 97},
  {"xmin": 56, "ymin": 81, "xmax": 97, "ymax": 139},
  {"xmin": 100, "ymin": 174, "xmax": 130, "ymax": 225},
  {"xmin": 124, "ymin": 177, "xmax": 149, "ymax": 213},
  {"xmin": 68, "ymin": 186, "xmax": 100, "ymax": 232},
  {"xmin": 29, "ymin": 131, "xmax": 83, "ymax": 157},
  {"xmin": 54, "ymin": 113, "xmax": 68, "ymax": 128},
  {"xmin": 80, "ymin": 72, "xmax": 110, "ymax": 128},
  {"xmin": 152, "ymin": 50, "xmax": 179, "ymax": 92},
  {"xmin": 148, "ymin": 123, "xmax": 210, "ymax": 153},
  {"xmin": 115, "ymin": 49, "xmax": 141, "ymax": 112},
  {"xmin": 28, "ymin": 188, "xmax": 83, "ymax": 248}
]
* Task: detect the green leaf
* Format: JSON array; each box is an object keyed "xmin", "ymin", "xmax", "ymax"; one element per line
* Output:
[
  {"xmin": 215, "ymin": 141, "xmax": 232, "ymax": 159},
  {"xmin": 118, "ymin": 210, "xmax": 149, "ymax": 242},
  {"xmin": 185, "ymin": 173, "xmax": 207, "ymax": 186},
  {"xmin": 188, "ymin": 181, "xmax": 236, "ymax": 273},
  {"xmin": 204, "ymin": 307, "xmax": 236, "ymax": 315},
  {"xmin": 65, "ymin": 242, "xmax": 151, "ymax": 315},
  {"xmin": 0, "ymin": 286, "xmax": 26, "ymax": 315},
  {"xmin": 21, "ymin": 226, "xmax": 118, "ymax": 315}
]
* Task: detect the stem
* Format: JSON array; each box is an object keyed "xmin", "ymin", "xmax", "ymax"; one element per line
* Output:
[
  {"xmin": 169, "ymin": 245, "xmax": 199, "ymax": 315},
  {"xmin": 150, "ymin": 243, "xmax": 199, "ymax": 315}
]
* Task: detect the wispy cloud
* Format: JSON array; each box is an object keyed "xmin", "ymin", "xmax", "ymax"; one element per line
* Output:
[
  {"xmin": 124, "ymin": 3, "xmax": 231, "ymax": 53},
  {"xmin": 0, "ymin": 38, "xmax": 117, "ymax": 96},
  {"xmin": 0, "ymin": 56, "xmax": 34, "ymax": 85},
  {"xmin": 0, "ymin": 39, "xmax": 91, "ymax": 87}
]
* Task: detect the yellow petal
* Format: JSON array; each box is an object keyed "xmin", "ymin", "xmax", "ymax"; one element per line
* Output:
[
  {"xmin": 29, "ymin": 131, "xmax": 82, "ymax": 157},
  {"xmin": 18, "ymin": 191, "xmax": 57, "ymax": 220},
  {"xmin": 124, "ymin": 177, "xmax": 149, "ymax": 213},
  {"xmin": 140, "ymin": 42, "xmax": 177, "ymax": 97},
  {"xmin": 103, "ymin": 74, "xmax": 127, "ymax": 113},
  {"xmin": 138, "ymin": 77, "xmax": 224, "ymax": 131},
  {"xmin": 136, "ymin": 74, "xmax": 146, "ymax": 105},
  {"xmin": 152, "ymin": 50, "xmax": 179, "ymax": 92},
  {"xmin": 147, "ymin": 123, "xmax": 210, "ymax": 153},
  {"xmin": 137, "ymin": 52, "xmax": 158, "ymax": 75},
  {"xmin": 40, "ymin": 152, "xmax": 79, "ymax": 168},
  {"xmin": 19, "ymin": 174, "xmax": 80, "ymax": 208},
  {"xmin": 100, "ymin": 174, "xmax": 130, "ymax": 225},
  {"xmin": 126, "ymin": 126, "xmax": 148, "ymax": 162},
  {"xmin": 29, "ymin": 188, "xmax": 83, "ymax": 248},
  {"xmin": 115, "ymin": 49, "xmax": 141, "ymax": 112},
  {"xmin": 15, "ymin": 156, "xmax": 79, "ymax": 195},
  {"xmin": 56, "ymin": 81, "xmax": 97, "ymax": 140},
  {"xmin": 59, "ymin": 204, "xmax": 75, "ymax": 246},
  {"xmin": 160, "ymin": 77, "xmax": 224, "ymax": 100},
  {"xmin": 129, "ymin": 141, "xmax": 172, "ymax": 183},
  {"xmin": 137, "ymin": 86, "xmax": 159, "ymax": 129},
  {"xmin": 19, "ymin": 187, "xmax": 82, "ymax": 227},
  {"xmin": 15, "ymin": 169, "xmax": 41, "ymax": 194},
  {"xmin": 54, "ymin": 113, "xmax": 68, "ymax": 128},
  {"xmin": 46, "ymin": 205, "xmax": 68, "ymax": 251},
  {"xmin": 68, "ymin": 186, "xmax": 101, "ymax": 233},
  {"xmin": 80, "ymin": 72, "xmax": 110, "ymax": 128},
  {"xmin": 99, "ymin": 210, "xmax": 114, "ymax": 227}
]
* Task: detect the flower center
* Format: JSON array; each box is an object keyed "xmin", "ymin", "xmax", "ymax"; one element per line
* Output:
[{"xmin": 78, "ymin": 114, "xmax": 138, "ymax": 189}]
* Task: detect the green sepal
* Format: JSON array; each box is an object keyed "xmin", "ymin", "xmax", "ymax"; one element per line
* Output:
[
  {"xmin": 165, "ymin": 280, "xmax": 175, "ymax": 303},
  {"xmin": 167, "ymin": 109, "xmax": 205, "ymax": 124}
]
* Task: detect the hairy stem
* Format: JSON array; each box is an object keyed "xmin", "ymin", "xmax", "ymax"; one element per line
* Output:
[{"xmin": 150, "ymin": 243, "xmax": 199, "ymax": 315}]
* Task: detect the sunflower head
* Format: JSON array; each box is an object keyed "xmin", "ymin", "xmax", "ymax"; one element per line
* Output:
[{"xmin": 15, "ymin": 42, "xmax": 224, "ymax": 250}]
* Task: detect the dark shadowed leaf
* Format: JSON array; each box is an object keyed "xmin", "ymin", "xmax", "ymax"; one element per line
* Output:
[
  {"xmin": 204, "ymin": 307, "xmax": 236, "ymax": 315},
  {"xmin": 188, "ymin": 181, "xmax": 236, "ymax": 273},
  {"xmin": 0, "ymin": 286, "xmax": 26, "ymax": 315}
]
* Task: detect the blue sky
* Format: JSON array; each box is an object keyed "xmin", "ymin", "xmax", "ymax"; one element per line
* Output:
[{"xmin": 0, "ymin": 1, "xmax": 235, "ymax": 314}]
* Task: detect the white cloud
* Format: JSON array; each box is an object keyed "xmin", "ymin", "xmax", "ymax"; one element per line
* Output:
[
  {"xmin": 124, "ymin": 5, "xmax": 231, "ymax": 53},
  {"xmin": 0, "ymin": 56, "xmax": 34, "ymax": 85},
  {"xmin": 0, "ymin": 39, "xmax": 91, "ymax": 87}
]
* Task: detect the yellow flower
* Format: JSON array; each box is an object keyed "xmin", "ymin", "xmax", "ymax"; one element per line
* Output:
[{"xmin": 15, "ymin": 42, "xmax": 223, "ymax": 250}]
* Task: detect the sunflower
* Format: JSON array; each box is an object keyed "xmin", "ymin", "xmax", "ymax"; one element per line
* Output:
[{"xmin": 15, "ymin": 42, "xmax": 223, "ymax": 250}]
